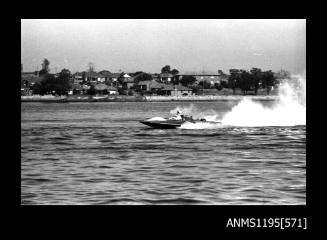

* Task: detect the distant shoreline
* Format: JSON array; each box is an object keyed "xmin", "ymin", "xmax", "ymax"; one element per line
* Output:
[{"xmin": 21, "ymin": 95, "xmax": 279, "ymax": 102}]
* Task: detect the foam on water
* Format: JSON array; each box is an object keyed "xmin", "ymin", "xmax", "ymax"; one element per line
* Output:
[{"xmin": 179, "ymin": 121, "xmax": 223, "ymax": 130}]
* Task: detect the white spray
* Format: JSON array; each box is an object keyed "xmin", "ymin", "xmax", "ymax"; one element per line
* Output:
[
  {"xmin": 221, "ymin": 75, "xmax": 306, "ymax": 127},
  {"xmin": 175, "ymin": 74, "xmax": 306, "ymax": 129}
]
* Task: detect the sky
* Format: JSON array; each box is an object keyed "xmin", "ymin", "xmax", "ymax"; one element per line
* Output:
[{"xmin": 21, "ymin": 19, "xmax": 306, "ymax": 74}]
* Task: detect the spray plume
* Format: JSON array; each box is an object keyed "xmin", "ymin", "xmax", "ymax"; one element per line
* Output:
[{"xmin": 173, "ymin": 74, "xmax": 306, "ymax": 129}]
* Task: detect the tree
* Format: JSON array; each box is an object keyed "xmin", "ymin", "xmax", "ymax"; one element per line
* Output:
[
  {"xmin": 133, "ymin": 72, "xmax": 152, "ymax": 84},
  {"xmin": 58, "ymin": 68, "xmax": 72, "ymax": 90},
  {"xmin": 262, "ymin": 70, "xmax": 276, "ymax": 95},
  {"xmin": 238, "ymin": 70, "xmax": 253, "ymax": 95},
  {"xmin": 39, "ymin": 58, "xmax": 50, "ymax": 75},
  {"xmin": 228, "ymin": 69, "xmax": 241, "ymax": 95},
  {"xmin": 87, "ymin": 85, "xmax": 96, "ymax": 95},
  {"xmin": 117, "ymin": 72, "xmax": 125, "ymax": 86},
  {"xmin": 171, "ymin": 69, "xmax": 179, "ymax": 84},
  {"xmin": 31, "ymin": 82, "xmax": 42, "ymax": 95},
  {"xmin": 39, "ymin": 74, "xmax": 56, "ymax": 94},
  {"xmin": 39, "ymin": 71, "xmax": 71, "ymax": 95},
  {"xmin": 161, "ymin": 65, "xmax": 171, "ymax": 73},
  {"xmin": 214, "ymin": 82, "xmax": 223, "ymax": 91},
  {"xmin": 199, "ymin": 80, "xmax": 211, "ymax": 89},
  {"xmin": 274, "ymin": 69, "xmax": 291, "ymax": 85},
  {"xmin": 59, "ymin": 68, "xmax": 71, "ymax": 78},
  {"xmin": 180, "ymin": 75, "xmax": 196, "ymax": 87},
  {"xmin": 189, "ymin": 85, "xmax": 200, "ymax": 95},
  {"xmin": 218, "ymin": 69, "xmax": 226, "ymax": 76},
  {"xmin": 171, "ymin": 69, "xmax": 179, "ymax": 75},
  {"xmin": 250, "ymin": 67, "xmax": 262, "ymax": 95},
  {"xmin": 220, "ymin": 81, "xmax": 229, "ymax": 89}
]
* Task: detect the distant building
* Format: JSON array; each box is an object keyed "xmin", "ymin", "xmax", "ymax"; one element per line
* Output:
[
  {"xmin": 160, "ymin": 73, "xmax": 173, "ymax": 83},
  {"xmin": 98, "ymin": 70, "xmax": 112, "ymax": 83},
  {"xmin": 107, "ymin": 86, "xmax": 118, "ymax": 95},
  {"xmin": 21, "ymin": 71, "xmax": 43, "ymax": 86},
  {"xmin": 72, "ymin": 72, "xmax": 83, "ymax": 84},
  {"xmin": 136, "ymin": 80, "xmax": 164, "ymax": 94},
  {"xmin": 177, "ymin": 74, "xmax": 228, "ymax": 86},
  {"xmin": 84, "ymin": 72, "xmax": 106, "ymax": 83},
  {"xmin": 108, "ymin": 73, "xmax": 121, "ymax": 81},
  {"xmin": 122, "ymin": 78, "xmax": 134, "ymax": 90},
  {"xmin": 21, "ymin": 79, "xmax": 32, "ymax": 95},
  {"xmin": 160, "ymin": 84, "xmax": 193, "ymax": 96},
  {"xmin": 151, "ymin": 73, "xmax": 160, "ymax": 81},
  {"xmin": 72, "ymin": 83, "xmax": 90, "ymax": 95},
  {"xmin": 136, "ymin": 81, "xmax": 193, "ymax": 96},
  {"xmin": 107, "ymin": 73, "xmax": 122, "ymax": 87},
  {"xmin": 136, "ymin": 80, "xmax": 152, "ymax": 91}
]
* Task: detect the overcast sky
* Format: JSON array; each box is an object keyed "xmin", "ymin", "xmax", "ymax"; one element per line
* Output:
[{"xmin": 21, "ymin": 19, "xmax": 306, "ymax": 74}]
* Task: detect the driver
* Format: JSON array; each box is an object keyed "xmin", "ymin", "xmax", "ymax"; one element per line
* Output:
[{"xmin": 172, "ymin": 110, "xmax": 183, "ymax": 120}]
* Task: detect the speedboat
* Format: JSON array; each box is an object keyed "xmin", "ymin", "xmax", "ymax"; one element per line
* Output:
[{"xmin": 140, "ymin": 115, "xmax": 206, "ymax": 129}]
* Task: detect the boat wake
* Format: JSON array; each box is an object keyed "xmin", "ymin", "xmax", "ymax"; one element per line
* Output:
[
  {"xmin": 173, "ymin": 74, "xmax": 306, "ymax": 129},
  {"xmin": 178, "ymin": 121, "xmax": 223, "ymax": 130}
]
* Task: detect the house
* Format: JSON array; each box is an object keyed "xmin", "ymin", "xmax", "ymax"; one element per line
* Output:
[
  {"xmin": 22, "ymin": 71, "xmax": 39, "ymax": 78},
  {"xmin": 122, "ymin": 78, "xmax": 134, "ymax": 90},
  {"xmin": 137, "ymin": 80, "xmax": 152, "ymax": 91},
  {"xmin": 94, "ymin": 83, "xmax": 110, "ymax": 95},
  {"xmin": 21, "ymin": 71, "xmax": 43, "ymax": 86},
  {"xmin": 72, "ymin": 72, "xmax": 83, "ymax": 84},
  {"xmin": 123, "ymin": 73, "xmax": 131, "ymax": 79},
  {"xmin": 21, "ymin": 80, "xmax": 32, "ymax": 95},
  {"xmin": 158, "ymin": 84, "xmax": 193, "ymax": 96},
  {"xmin": 98, "ymin": 70, "xmax": 112, "ymax": 83},
  {"xmin": 136, "ymin": 80, "xmax": 164, "ymax": 94},
  {"xmin": 84, "ymin": 72, "xmax": 106, "ymax": 83},
  {"xmin": 108, "ymin": 73, "xmax": 122, "ymax": 87},
  {"xmin": 72, "ymin": 83, "xmax": 89, "ymax": 95},
  {"xmin": 109, "ymin": 73, "xmax": 121, "ymax": 81},
  {"xmin": 177, "ymin": 74, "xmax": 228, "ymax": 86},
  {"xmin": 171, "ymin": 84, "xmax": 193, "ymax": 96},
  {"xmin": 160, "ymin": 73, "xmax": 173, "ymax": 83},
  {"xmin": 151, "ymin": 73, "xmax": 160, "ymax": 81},
  {"xmin": 107, "ymin": 86, "xmax": 118, "ymax": 95},
  {"xmin": 196, "ymin": 76, "xmax": 220, "ymax": 86}
]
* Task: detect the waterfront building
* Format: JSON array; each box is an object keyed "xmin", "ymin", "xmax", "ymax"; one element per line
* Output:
[{"xmin": 159, "ymin": 84, "xmax": 193, "ymax": 96}]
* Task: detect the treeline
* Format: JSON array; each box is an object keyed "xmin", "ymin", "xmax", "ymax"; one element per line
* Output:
[
  {"xmin": 227, "ymin": 68, "xmax": 277, "ymax": 95},
  {"xmin": 32, "ymin": 69, "xmax": 71, "ymax": 95}
]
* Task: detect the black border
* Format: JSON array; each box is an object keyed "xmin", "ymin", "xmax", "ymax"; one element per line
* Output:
[{"xmin": 14, "ymin": 7, "xmax": 315, "ymax": 233}]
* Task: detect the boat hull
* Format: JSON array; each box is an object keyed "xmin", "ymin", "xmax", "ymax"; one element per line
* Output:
[{"xmin": 139, "ymin": 120, "xmax": 184, "ymax": 129}]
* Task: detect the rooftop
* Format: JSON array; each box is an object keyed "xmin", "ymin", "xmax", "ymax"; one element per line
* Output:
[{"xmin": 160, "ymin": 73, "xmax": 173, "ymax": 78}]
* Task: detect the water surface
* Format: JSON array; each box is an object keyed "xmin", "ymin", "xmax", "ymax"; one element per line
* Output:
[{"xmin": 21, "ymin": 102, "xmax": 306, "ymax": 205}]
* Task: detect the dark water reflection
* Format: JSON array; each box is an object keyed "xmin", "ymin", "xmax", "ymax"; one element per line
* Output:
[{"xmin": 21, "ymin": 102, "xmax": 306, "ymax": 205}]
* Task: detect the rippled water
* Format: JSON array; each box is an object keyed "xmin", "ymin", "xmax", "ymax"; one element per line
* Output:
[{"xmin": 21, "ymin": 102, "xmax": 306, "ymax": 205}]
